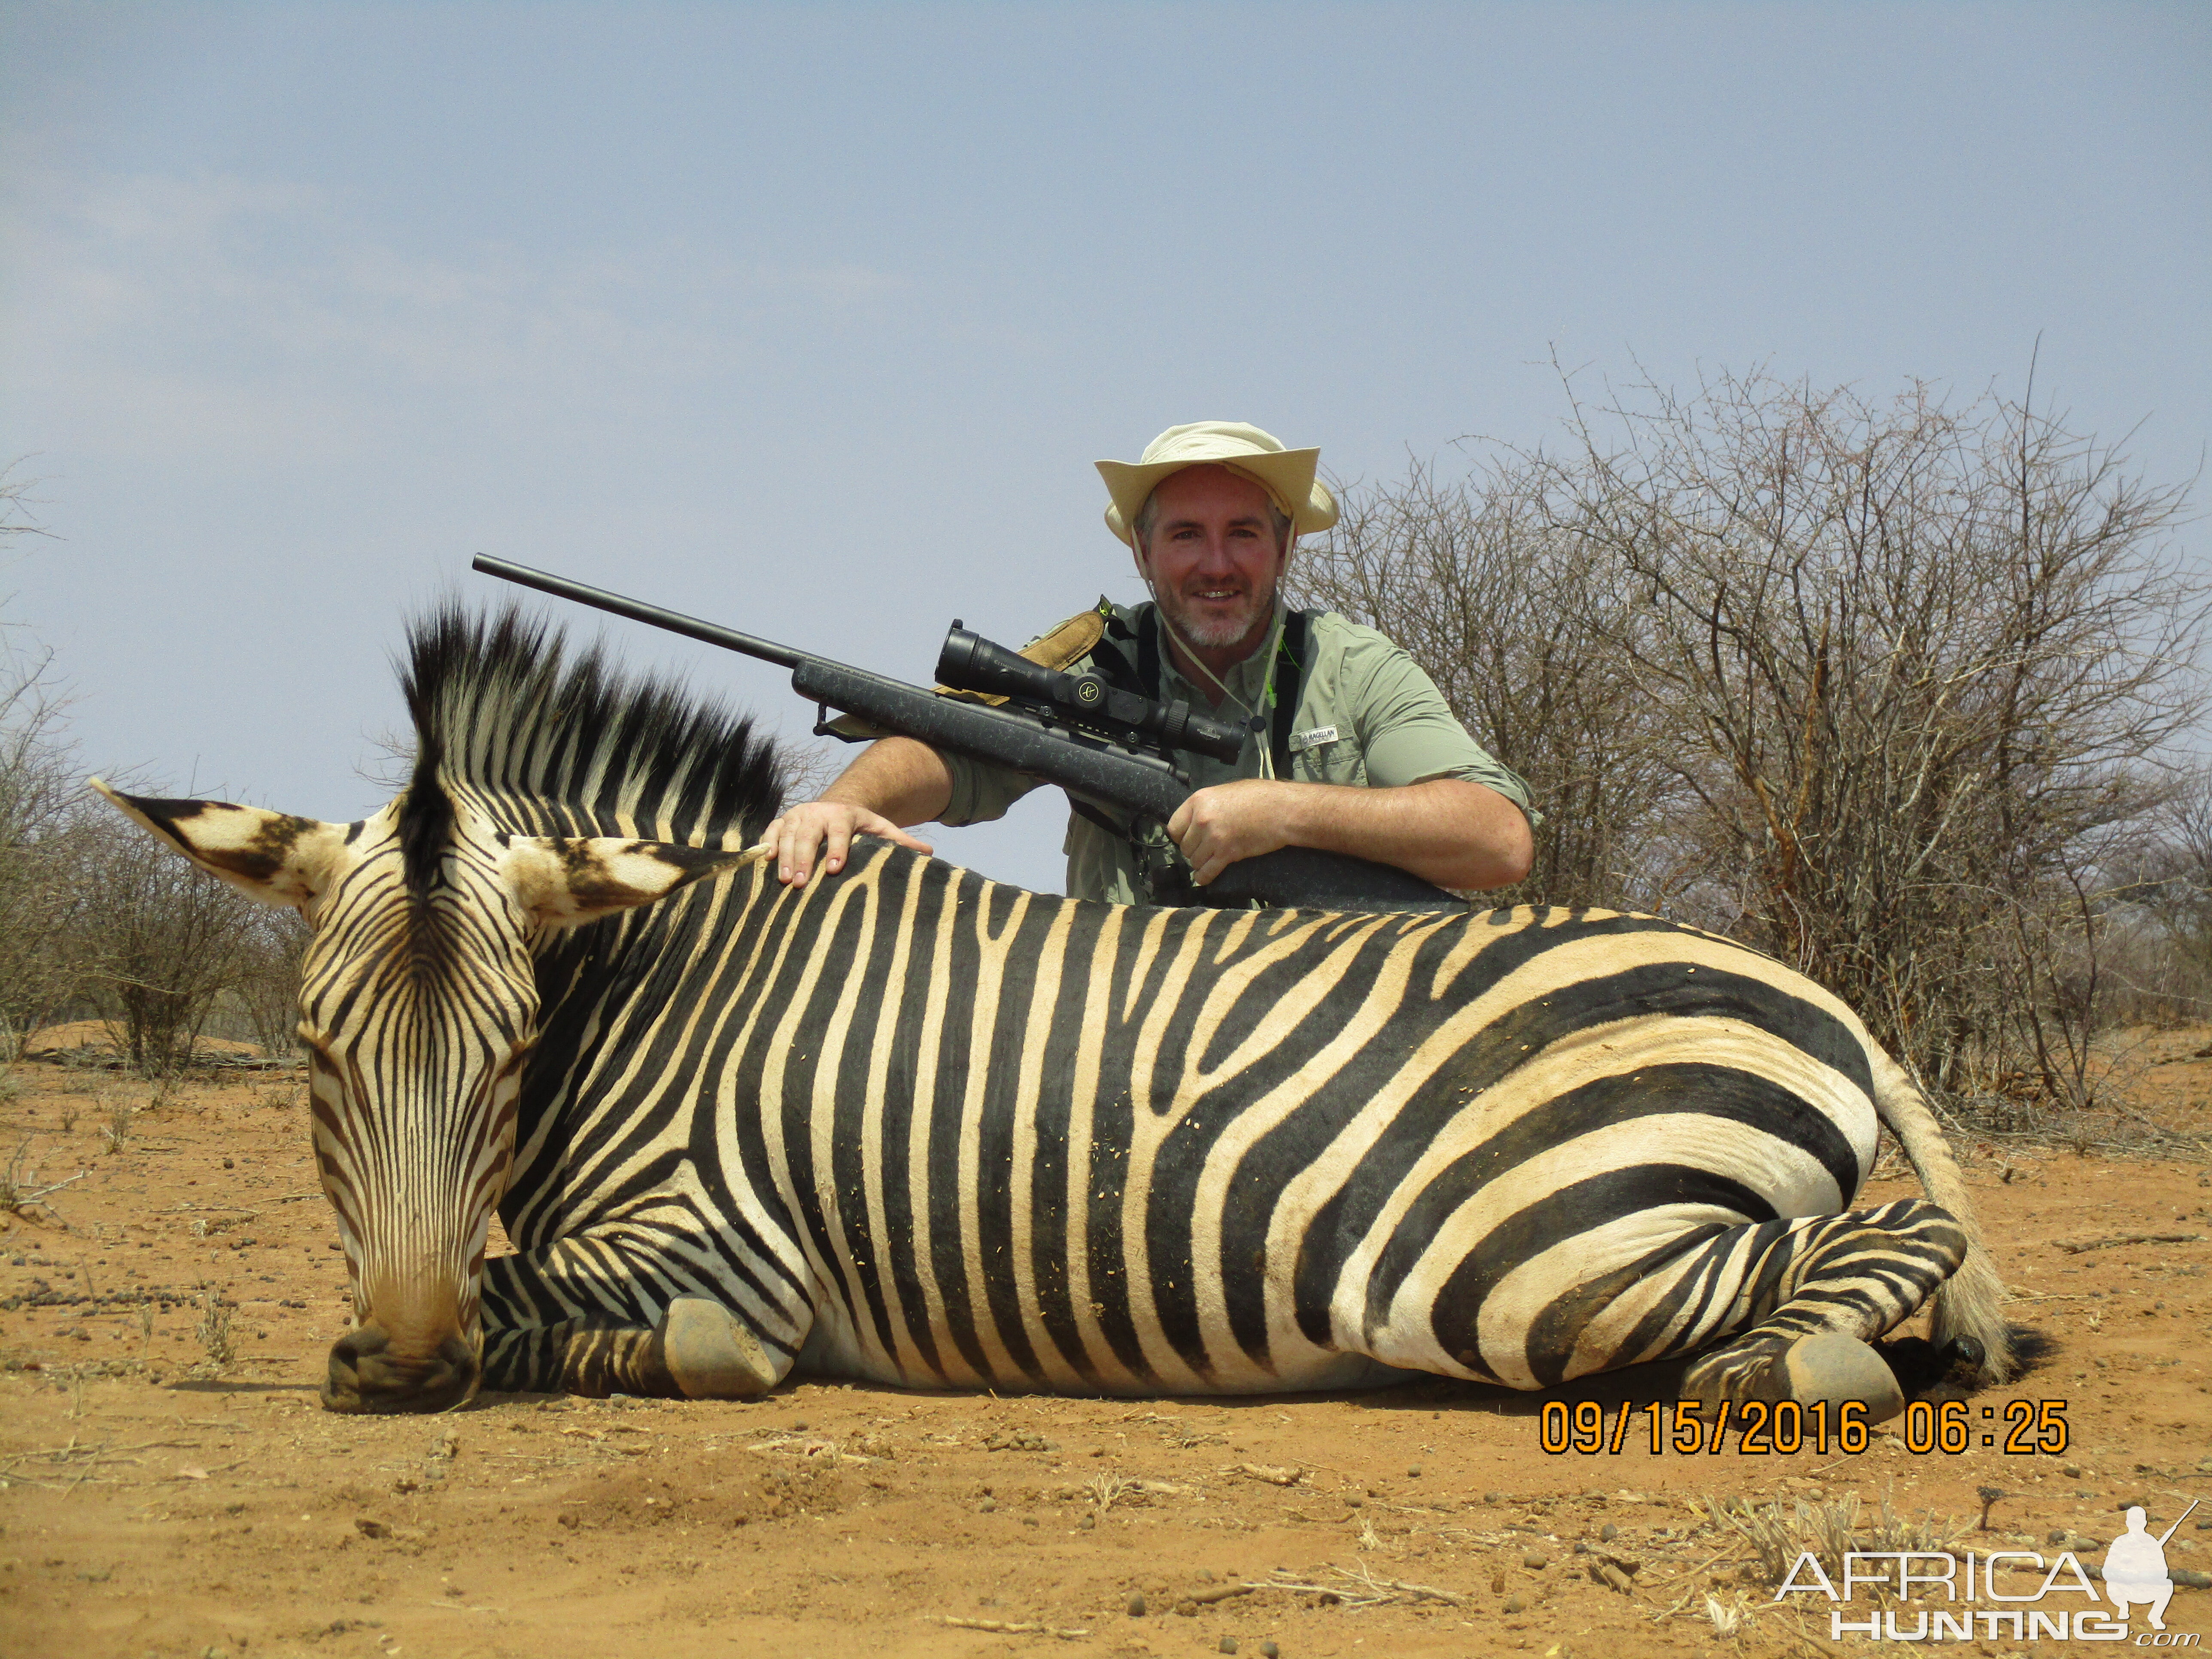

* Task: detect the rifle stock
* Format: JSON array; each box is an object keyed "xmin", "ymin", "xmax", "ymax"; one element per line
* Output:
[{"xmin": 471, "ymin": 555, "xmax": 1466, "ymax": 914}]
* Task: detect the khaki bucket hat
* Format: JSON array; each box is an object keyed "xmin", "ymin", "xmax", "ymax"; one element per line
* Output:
[{"xmin": 1096, "ymin": 421, "xmax": 1339, "ymax": 545}]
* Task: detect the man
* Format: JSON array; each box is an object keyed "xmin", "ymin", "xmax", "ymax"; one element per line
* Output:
[{"xmin": 766, "ymin": 420, "xmax": 1535, "ymax": 902}]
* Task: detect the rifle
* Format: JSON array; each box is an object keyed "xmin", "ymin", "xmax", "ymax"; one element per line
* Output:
[{"xmin": 471, "ymin": 555, "xmax": 1466, "ymax": 913}]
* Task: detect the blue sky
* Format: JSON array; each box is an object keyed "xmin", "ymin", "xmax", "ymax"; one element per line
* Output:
[{"xmin": 3, "ymin": 2, "xmax": 2206, "ymax": 893}]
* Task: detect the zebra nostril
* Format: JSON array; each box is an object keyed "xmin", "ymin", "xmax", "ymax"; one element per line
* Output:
[
  {"xmin": 322, "ymin": 1325, "xmax": 382, "ymax": 1413},
  {"xmin": 331, "ymin": 1325, "xmax": 389, "ymax": 1363},
  {"xmin": 430, "ymin": 1334, "xmax": 481, "ymax": 1409}
]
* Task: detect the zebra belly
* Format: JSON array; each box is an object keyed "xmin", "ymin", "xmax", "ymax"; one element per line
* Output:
[
  {"xmin": 758, "ymin": 1001, "xmax": 1875, "ymax": 1394},
  {"xmin": 791, "ymin": 1303, "xmax": 1416, "ymax": 1395}
]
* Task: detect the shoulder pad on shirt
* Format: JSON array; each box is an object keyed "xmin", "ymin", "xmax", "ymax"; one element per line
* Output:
[{"xmin": 1022, "ymin": 604, "xmax": 1108, "ymax": 672}]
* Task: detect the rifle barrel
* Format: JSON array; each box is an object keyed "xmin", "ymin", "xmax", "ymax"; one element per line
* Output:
[
  {"xmin": 470, "ymin": 553, "xmax": 1467, "ymax": 913},
  {"xmin": 2157, "ymin": 1499, "xmax": 2200, "ymax": 1547},
  {"xmin": 471, "ymin": 554, "xmax": 805, "ymax": 670}
]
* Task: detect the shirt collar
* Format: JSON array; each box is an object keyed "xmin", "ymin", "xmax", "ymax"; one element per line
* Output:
[{"xmin": 1150, "ymin": 602, "xmax": 1285, "ymax": 713}]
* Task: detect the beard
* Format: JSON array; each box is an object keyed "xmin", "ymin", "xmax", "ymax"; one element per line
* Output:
[{"xmin": 1152, "ymin": 571, "xmax": 1279, "ymax": 654}]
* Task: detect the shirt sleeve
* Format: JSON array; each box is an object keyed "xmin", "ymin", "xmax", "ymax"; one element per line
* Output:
[
  {"xmin": 1345, "ymin": 632, "xmax": 1538, "ymax": 818},
  {"xmin": 938, "ymin": 747, "xmax": 1044, "ymax": 826}
]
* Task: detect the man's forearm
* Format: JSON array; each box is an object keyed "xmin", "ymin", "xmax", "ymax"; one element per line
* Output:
[
  {"xmin": 1285, "ymin": 778, "xmax": 1530, "ymax": 890},
  {"xmin": 1277, "ymin": 777, "xmax": 1533, "ymax": 891},
  {"xmin": 820, "ymin": 737, "xmax": 956, "ymax": 826}
]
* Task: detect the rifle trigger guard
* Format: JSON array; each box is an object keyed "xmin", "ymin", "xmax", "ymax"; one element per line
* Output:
[{"xmin": 812, "ymin": 702, "xmax": 870, "ymax": 744}]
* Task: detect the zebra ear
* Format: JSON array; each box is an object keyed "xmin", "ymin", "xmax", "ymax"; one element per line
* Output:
[
  {"xmin": 91, "ymin": 778, "xmax": 352, "ymax": 911},
  {"xmin": 498, "ymin": 836, "xmax": 750, "ymax": 929}
]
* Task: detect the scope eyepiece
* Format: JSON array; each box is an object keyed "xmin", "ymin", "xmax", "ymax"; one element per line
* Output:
[{"xmin": 936, "ymin": 623, "xmax": 1246, "ymax": 765}]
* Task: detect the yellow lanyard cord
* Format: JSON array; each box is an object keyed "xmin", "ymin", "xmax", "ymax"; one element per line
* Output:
[{"xmin": 1141, "ymin": 538, "xmax": 1296, "ymax": 782}]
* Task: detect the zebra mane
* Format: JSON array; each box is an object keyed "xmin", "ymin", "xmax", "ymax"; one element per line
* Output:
[{"xmin": 396, "ymin": 602, "xmax": 785, "ymax": 886}]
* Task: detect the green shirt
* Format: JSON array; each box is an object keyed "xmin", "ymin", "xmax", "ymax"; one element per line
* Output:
[{"xmin": 938, "ymin": 599, "xmax": 1536, "ymax": 903}]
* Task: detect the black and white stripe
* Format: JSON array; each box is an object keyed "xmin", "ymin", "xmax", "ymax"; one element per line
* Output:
[
  {"xmin": 100, "ymin": 606, "xmax": 2013, "ymax": 1410},
  {"xmin": 483, "ymin": 843, "xmax": 2008, "ymax": 1400}
]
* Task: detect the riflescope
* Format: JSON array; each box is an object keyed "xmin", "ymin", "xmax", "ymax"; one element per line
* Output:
[{"xmin": 936, "ymin": 625, "xmax": 1247, "ymax": 766}]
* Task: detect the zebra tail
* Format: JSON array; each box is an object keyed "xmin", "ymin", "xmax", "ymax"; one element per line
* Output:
[{"xmin": 1870, "ymin": 1054, "xmax": 2017, "ymax": 1384}]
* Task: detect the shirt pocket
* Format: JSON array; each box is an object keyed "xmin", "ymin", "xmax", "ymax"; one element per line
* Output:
[{"xmin": 1292, "ymin": 728, "xmax": 1365, "ymax": 787}]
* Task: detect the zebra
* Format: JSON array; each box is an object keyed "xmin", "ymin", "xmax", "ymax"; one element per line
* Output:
[{"xmin": 95, "ymin": 605, "xmax": 2012, "ymax": 1416}]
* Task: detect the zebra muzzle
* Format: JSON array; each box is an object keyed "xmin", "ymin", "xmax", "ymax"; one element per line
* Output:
[{"xmin": 323, "ymin": 1323, "xmax": 480, "ymax": 1414}]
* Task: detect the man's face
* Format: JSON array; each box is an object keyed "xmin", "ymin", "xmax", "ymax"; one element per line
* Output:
[{"xmin": 1132, "ymin": 465, "xmax": 1288, "ymax": 656}]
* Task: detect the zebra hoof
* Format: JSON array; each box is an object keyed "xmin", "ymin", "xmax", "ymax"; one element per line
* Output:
[
  {"xmin": 659, "ymin": 1297, "xmax": 779, "ymax": 1399},
  {"xmin": 1774, "ymin": 1334, "xmax": 1905, "ymax": 1422}
]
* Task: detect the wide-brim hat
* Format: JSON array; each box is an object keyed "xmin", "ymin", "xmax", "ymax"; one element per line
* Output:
[{"xmin": 1096, "ymin": 421, "xmax": 1338, "ymax": 545}]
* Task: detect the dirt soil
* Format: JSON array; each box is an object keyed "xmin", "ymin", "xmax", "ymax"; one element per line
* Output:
[{"xmin": 2, "ymin": 1025, "xmax": 2209, "ymax": 1659}]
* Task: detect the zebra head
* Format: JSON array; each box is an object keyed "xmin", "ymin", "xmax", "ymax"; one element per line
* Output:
[{"xmin": 93, "ymin": 777, "xmax": 750, "ymax": 1413}]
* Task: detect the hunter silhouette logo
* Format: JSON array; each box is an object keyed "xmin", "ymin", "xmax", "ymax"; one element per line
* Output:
[{"xmin": 2107, "ymin": 1501, "xmax": 2198, "ymax": 1632}]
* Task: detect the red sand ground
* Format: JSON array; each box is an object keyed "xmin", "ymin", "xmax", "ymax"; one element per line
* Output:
[{"xmin": 1, "ymin": 1025, "xmax": 2207, "ymax": 1658}]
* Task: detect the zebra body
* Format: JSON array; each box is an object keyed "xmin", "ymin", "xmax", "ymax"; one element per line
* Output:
[
  {"xmin": 490, "ymin": 841, "xmax": 1969, "ymax": 1401},
  {"xmin": 96, "ymin": 608, "xmax": 2009, "ymax": 1413}
]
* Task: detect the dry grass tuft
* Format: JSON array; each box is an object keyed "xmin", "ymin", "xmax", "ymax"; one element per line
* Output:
[
  {"xmin": 193, "ymin": 1284, "xmax": 236, "ymax": 1367},
  {"xmin": 1698, "ymin": 1486, "xmax": 1960, "ymax": 1590},
  {"xmin": 0, "ymin": 1134, "xmax": 86, "ymax": 1215},
  {"xmin": 1086, "ymin": 1472, "xmax": 1134, "ymax": 1513},
  {"xmin": 99, "ymin": 1099, "xmax": 135, "ymax": 1155}
]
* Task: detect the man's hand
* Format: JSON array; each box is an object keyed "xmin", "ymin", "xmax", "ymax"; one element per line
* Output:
[
  {"xmin": 1166, "ymin": 779, "xmax": 1298, "ymax": 886},
  {"xmin": 762, "ymin": 800, "xmax": 933, "ymax": 889},
  {"xmin": 759, "ymin": 736, "xmax": 954, "ymax": 889}
]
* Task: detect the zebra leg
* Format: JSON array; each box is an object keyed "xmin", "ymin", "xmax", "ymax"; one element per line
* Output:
[
  {"xmin": 1674, "ymin": 1199, "xmax": 1969, "ymax": 1419},
  {"xmin": 482, "ymin": 1297, "xmax": 784, "ymax": 1400},
  {"xmin": 482, "ymin": 1315, "xmax": 672, "ymax": 1398}
]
